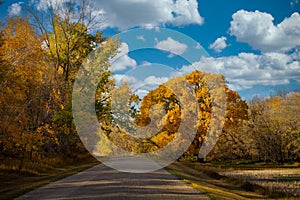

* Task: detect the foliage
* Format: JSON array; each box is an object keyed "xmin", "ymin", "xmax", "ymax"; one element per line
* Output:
[
  {"xmin": 243, "ymin": 92, "xmax": 300, "ymax": 163},
  {"xmin": 208, "ymin": 88, "xmax": 249, "ymax": 161},
  {"xmin": 46, "ymin": 16, "xmax": 105, "ymax": 83},
  {"xmin": 0, "ymin": 18, "xmax": 56, "ymax": 164},
  {"xmin": 131, "ymin": 70, "xmax": 249, "ymax": 160},
  {"xmin": 0, "ymin": 6, "xmax": 118, "ymax": 171},
  {"xmin": 99, "ymin": 70, "xmax": 299, "ymax": 164}
]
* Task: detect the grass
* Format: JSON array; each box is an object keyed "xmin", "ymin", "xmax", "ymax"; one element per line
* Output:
[
  {"xmin": 220, "ymin": 169, "xmax": 300, "ymax": 198},
  {"xmin": 166, "ymin": 161, "xmax": 300, "ymax": 200},
  {"xmin": 0, "ymin": 155, "xmax": 100, "ymax": 200}
]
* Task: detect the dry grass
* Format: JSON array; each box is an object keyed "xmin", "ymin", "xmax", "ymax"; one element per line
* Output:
[
  {"xmin": 167, "ymin": 161, "xmax": 300, "ymax": 199},
  {"xmin": 166, "ymin": 162, "xmax": 270, "ymax": 199},
  {"xmin": 220, "ymin": 169, "xmax": 300, "ymax": 198}
]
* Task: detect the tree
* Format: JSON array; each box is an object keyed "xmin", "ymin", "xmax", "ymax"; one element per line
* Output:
[
  {"xmin": 244, "ymin": 92, "xmax": 300, "ymax": 163},
  {"xmin": 0, "ymin": 17, "xmax": 56, "ymax": 165},
  {"xmin": 30, "ymin": 0, "xmax": 105, "ymax": 86},
  {"xmin": 27, "ymin": 0, "xmax": 120, "ymax": 157},
  {"xmin": 133, "ymin": 70, "xmax": 249, "ymax": 161},
  {"xmin": 46, "ymin": 17, "xmax": 105, "ymax": 84},
  {"xmin": 208, "ymin": 89, "xmax": 249, "ymax": 161}
]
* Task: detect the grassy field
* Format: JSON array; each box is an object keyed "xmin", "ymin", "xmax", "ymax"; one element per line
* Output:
[
  {"xmin": 0, "ymin": 155, "xmax": 100, "ymax": 200},
  {"xmin": 166, "ymin": 161, "xmax": 300, "ymax": 200},
  {"xmin": 220, "ymin": 169, "xmax": 300, "ymax": 198}
]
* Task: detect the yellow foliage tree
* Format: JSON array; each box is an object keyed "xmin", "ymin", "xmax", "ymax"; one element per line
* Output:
[{"xmin": 0, "ymin": 18, "xmax": 56, "ymax": 165}]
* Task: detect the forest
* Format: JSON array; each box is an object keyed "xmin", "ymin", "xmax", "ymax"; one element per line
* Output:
[{"xmin": 0, "ymin": 0, "xmax": 299, "ymax": 175}]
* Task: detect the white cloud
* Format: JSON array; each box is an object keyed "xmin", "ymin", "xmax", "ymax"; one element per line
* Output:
[
  {"xmin": 8, "ymin": 2, "xmax": 23, "ymax": 17},
  {"xmin": 230, "ymin": 10, "xmax": 300, "ymax": 52},
  {"xmin": 136, "ymin": 35, "xmax": 145, "ymax": 41},
  {"xmin": 94, "ymin": 0, "xmax": 204, "ymax": 30},
  {"xmin": 30, "ymin": 0, "xmax": 66, "ymax": 11},
  {"xmin": 144, "ymin": 76, "xmax": 169, "ymax": 85},
  {"xmin": 31, "ymin": 0, "xmax": 203, "ymax": 30},
  {"xmin": 180, "ymin": 52, "xmax": 300, "ymax": 91},
  {"xmin": 209, "ymin": 36, "xmax": 227, "ymax": 53},
  {"xmin": 141, "ymin": 61, "xmax": 152, "ymax": 66},
  {"xmin": 30, "ymin": 0, "xmax": 104, "ymax": 30},
  {"xmin": 113, "ymin": 74, "xmax": 170, "ymax": 98},
  {"xmin": 155, "ymin": 37, "xmax": 188, "ymax": 56},
  {"xmin": 135, "ymin": 76, "xmax": 170, "ymax": 98},
  {"xmin": 110, "ymin": 43, "xmax": 137, "ymax": 72},
  {"xmin": 113, "ymin": 74, "xmax": 139, "ymax": 87}
]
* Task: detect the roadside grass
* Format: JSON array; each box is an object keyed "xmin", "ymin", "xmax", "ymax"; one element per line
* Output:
[
  {"xmin": 0, "ymin": 154, "xmax": 100, "ymax": 200},
  {"xmin": 166, "ymin": 161, "xmax": 300, "ymax": 200},
  {"xmin": 220, "ymin": 169, "xmax": 300, "ymax": 198}
]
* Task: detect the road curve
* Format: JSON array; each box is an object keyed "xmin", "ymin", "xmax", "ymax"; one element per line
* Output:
[{"xmin": 16, "ymin": 158, "xmax": 209, "ymax": 200}]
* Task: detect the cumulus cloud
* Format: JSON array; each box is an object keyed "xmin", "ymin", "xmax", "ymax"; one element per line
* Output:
[
  {"xmin": 155, "ymin": 37, "xmax": 188, "ymax": 56},
  {"xmin": 31, "ymin": 0, "xmax": 106, "ymax": 30},
  {"xmin": 209, "ymin": 36, "xmax": 227, "ymax": 53},
  {"xmin": 113, "ymin": 74, "xmax": 138, "ymax": 86},
  {"xmin": 179, "ymin": 53, "xmax": 300, "ymax": 91},
  {"xmin": 144, "ymin": 76, "xmax": 169, "ymax": 85},
  {"xmin": 113, "ymin": 74, "xmax": 170, "ymax": 98},
  {"xmin": 230, "ymin": 10, "xmax": 300, "ymax": 52},
  {"xmin": 8, "ymin": 2, "xmax": 23, "ymax": 17},
  {"xmin": 31, "ymin": 0, "xmax": 203, "ymax": 30},
  {"xmin": 94, "ymin": 0, "xmax": 203, "ymax": 30},
  {"xmin": 110, "ymin": 43, "xmax": 137, "ymax": 72}
]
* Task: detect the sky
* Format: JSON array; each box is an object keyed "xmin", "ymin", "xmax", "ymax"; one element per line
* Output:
[{"xmin": 1, "ymin": 0, "xmax": 300, "ymax": 100}]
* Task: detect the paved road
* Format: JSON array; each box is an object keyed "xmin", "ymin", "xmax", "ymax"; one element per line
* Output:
[{"xmin": 16, "ymin": 157, "xmax": 209, "ymax": 200}]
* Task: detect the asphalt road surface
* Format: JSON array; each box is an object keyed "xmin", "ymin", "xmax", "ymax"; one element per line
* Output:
[{"xmin": 16, "ymin": 157, "xmax": 209, "ymax": 200}]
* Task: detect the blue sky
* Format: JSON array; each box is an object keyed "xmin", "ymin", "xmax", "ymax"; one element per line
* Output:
[{"xmin": 1, "ymin": 0, "xmax": 300, "ymax": 100}]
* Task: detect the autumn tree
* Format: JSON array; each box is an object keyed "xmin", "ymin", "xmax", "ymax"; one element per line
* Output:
[
  {"xmin": 27, "ymin": 0, "xmax": 119, "ymax": 157},
  {"xmin": 0, "ymin": 1, "xmax": 120, "ymax": 170},
  {"xmin": 0, "ymin": 18, "xmax": 57, "ymax": 166},
  {"xmin": 30, "ymin": 0, "xmax": 104, "ymax": 86},
  {"xmin": 133, "ymin": 70, "xmax": 248, "ymax": 161},
  {"xmin": 207, "ymin": 89, "xmax": 249, "ymax": 161},
  {"xmin": 244, "ymin": 92, "xmax": 300, "ymax": 163}
]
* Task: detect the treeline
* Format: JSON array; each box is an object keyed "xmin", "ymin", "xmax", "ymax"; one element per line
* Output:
[
  {"xmin": 0, "ymin": 1, "xmax": 119, "ymax": 172},
  {"xmin": 135, "ymin": 73, "xmax": 300, "ymax": 163},
  {"xmin": 0, "ymin": 1, "xmax": 299, "ymax": 173},
  {"xmin": 211, "ymin": 91, "xmax": 300, "ymax": 163},
  {"xmin": 98, "ymin": 70, "xmax": 300, "ymax": 164}
]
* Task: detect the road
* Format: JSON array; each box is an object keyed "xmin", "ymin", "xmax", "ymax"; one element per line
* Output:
[{"xmin": 16, "ymin": 157, "xmax": 209, "ymax": 200}]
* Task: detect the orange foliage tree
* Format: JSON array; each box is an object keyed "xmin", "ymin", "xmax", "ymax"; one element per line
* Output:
[
  {"xmin": 134, "ymin": 70, "xmax": 248, "ymax": 161},
  {"xmin": 0, "ymin": 18, "xmax": 57, "ymax": 164}
]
